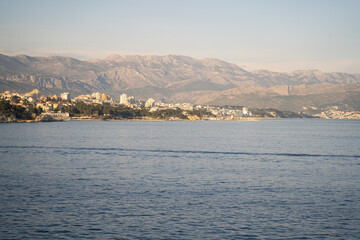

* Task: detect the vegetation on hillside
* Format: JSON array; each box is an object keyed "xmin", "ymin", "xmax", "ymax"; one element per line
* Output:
[
  {"xmin": 0, "ymin": 99, "xmax": 41, "ymax": 120},
  {"xmin": 59, "ymin": 102, "xmax": 192, "ymax": 120},
  {"xmin": 1, "ymin": 98, "xmax": 316, "ymax": 123}
]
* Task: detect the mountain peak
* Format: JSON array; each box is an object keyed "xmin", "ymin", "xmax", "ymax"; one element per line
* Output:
[
  {"xmin": 14, "ymin": 54, "xmax": 35, "ymax": 61},
  {"xmin": 104, "ymin": 54, "xmax": 123, "ymax": 61}
]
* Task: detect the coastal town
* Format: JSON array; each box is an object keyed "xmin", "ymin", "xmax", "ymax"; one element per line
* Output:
[
  {"xmin": 1, "ymin": 89, "xmax": 359, "ymax": 123},
  {"xmin": 0, "ymin": 89, "xmax": 256, "ymax": 122}
]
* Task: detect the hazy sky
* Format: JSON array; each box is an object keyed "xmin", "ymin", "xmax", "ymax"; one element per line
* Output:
[{"xmin": 0, "ymin": 0, "xmax": 359, "ymax": 73}]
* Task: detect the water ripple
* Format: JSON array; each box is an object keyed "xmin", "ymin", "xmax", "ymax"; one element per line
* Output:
[{"xmin": 0, "ymin": 145, "xmax": 359, "ymax": 159}]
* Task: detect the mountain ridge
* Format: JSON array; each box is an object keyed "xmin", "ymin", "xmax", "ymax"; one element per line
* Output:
[{"xmin": 1, "ymin": 53, "xmax": 359, "ymax": 112}]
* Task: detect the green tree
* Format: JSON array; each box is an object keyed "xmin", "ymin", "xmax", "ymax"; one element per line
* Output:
[{"xmin": 11, "ymin": 96, "xmax": 21, "ymax": 103}]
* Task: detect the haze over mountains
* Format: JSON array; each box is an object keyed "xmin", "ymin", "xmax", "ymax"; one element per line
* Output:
[{"xmin": 1, "ymin": 53, "xmax": 360, "ymax": 112}]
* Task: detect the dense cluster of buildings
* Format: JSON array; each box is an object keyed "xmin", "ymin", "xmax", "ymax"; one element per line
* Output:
[
  {"xmin": 3, "ymin": 89, "xmax": 359, "ymax": 120},
  {"xmin": 313, "ymin": 106, "xmax": 360, "ymax": 119},
  {"xmin": 1, "ymin": 89, "xmax": 72, "ymax": 112},
  {"xmin": 1, "ymin": 89, "xmax": 252, "ymax": 119},
  {"xmin": 74, "ymin": 92, "xmax": 113, "ymax": 105},
  {"xmin": 209, "ymin": 107, "xmax": 251, "ymax": 118},
  {"xmin": 118, "ymin": 93, "xmax": 252, "ymax": 118}
]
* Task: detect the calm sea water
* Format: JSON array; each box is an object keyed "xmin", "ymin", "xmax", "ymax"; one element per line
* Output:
[{"xmin": 0, "ymin": 119, "xmax": 359, "ymax": 239}]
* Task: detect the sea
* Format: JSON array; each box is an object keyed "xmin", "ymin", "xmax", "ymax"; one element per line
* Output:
[{"xmin": 0, "ymin": 119, "xmax": 359, "ymax": 239}]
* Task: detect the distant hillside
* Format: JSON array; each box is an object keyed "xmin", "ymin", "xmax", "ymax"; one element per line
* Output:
[
  {"xmin": 195, "ymin": 84, "xmax": 360, "ymax": 112},
  {"xmin": 1, "ymin": 53, "xmax": 360, "ymax": 112}
]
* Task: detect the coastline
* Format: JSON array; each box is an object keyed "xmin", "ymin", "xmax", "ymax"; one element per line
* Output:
[
  {"xmin": 3, "ymin": 112, "xmax": 359, "ymax": 123},
  {"xmin": 2, "ymin": 116, "xmax": 263, "ymax": 123},
  {"xmin": 3, "ymin": 117, "xmax": 360, "ymax": 123}
]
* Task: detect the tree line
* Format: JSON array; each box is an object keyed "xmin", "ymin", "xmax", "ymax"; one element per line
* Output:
[
  {"xmin": 58, "ymin": 102, "xmax": 195, "ymax": 120},
  {"xmin": 0, "ymin": 99, "xmax": 41, "ymax": 120},
  {"xmin": 1, "ymin": 99, "xmax": 212, "ymax": 121}
]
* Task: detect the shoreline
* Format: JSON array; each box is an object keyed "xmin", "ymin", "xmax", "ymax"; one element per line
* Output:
[
  {"xmin": 3, "ymin": 116, "xmax": 360, "ymax": 123},
  {"xmin": 2, "ymin": 117, "xmax": 263, "ymax": 123}
]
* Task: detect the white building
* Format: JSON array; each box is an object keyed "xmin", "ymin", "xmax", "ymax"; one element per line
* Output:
[
  {"xmin": 120, "ymin": 93, "xmax": 129, "ymax": 105},
  {"xmin": 145, "ymin": 98, "xmax": 156, "ymax": 108},
  {"xmin": 60, "ymin": 92, "xmax": 70, "ymax": 100},
  {"xmin": 94, "ymin": 92, "xmax": 101, "ymax": 100},
  {"xmin": 243, "ymin": 107, "xmax": 249, "ymax": 116},
  {"xmin": 28, "ymin": 97, "xmax": 36, "ymax": 103},
  {"xmin": 179, "ymin": 103, "xmax": 194, "ymax": 111}
]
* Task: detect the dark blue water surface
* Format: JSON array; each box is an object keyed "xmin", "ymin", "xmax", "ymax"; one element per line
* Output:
[{"xmin": 0, "ymin": 119, "xmax": 360, "ymax": 239}]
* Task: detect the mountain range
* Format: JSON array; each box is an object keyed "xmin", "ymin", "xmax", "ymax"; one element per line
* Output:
[{"xmin": 1, "ymin": 53, "xmax": 360, "ymax": 112}]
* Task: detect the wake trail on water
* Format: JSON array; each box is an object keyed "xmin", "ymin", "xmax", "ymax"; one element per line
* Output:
[{"xmin": 1, "ymin": 145, "xmax": 359, "ymax": 159}]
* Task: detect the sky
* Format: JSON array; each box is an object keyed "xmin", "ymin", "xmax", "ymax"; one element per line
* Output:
[{"xmin": 0, "ymin": 0, "xmax": 359, "ymax": 73}]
